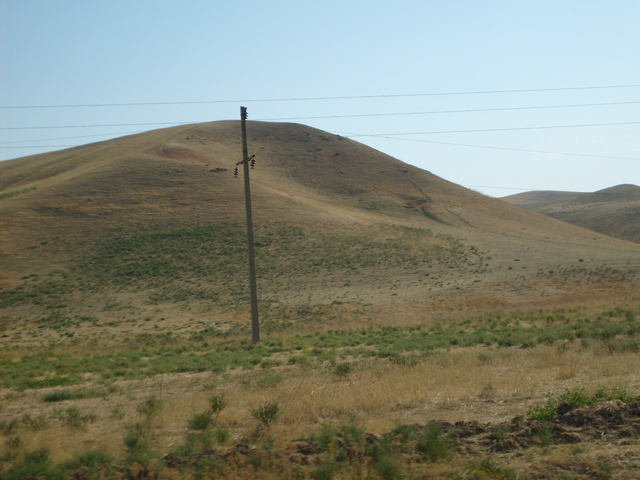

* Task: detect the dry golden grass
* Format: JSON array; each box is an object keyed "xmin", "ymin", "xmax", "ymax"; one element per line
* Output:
[{"xmin": 3, "ymin": 339, "xmax": 638, "ymax": 466}]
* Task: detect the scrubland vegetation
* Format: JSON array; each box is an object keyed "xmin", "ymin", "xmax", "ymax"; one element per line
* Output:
[
  {"xmin": 1, "ymin": 302, "xmax": 639, "ymax": 479},
  {"xmin": 1, "ymin": 222, "xmax": 638, "ymax": 478},
  {"xmin": 0, "ymin": 222, "xmax": 482, "ymax": 314}
]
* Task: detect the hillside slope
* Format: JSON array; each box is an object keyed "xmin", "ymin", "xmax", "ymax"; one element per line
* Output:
[
  {"xmin": 500, "ymin": 190, "xmax": 587, "ymax": 206},
  {"xmin": 502, "ymin": 184, "xmax": 640, "ymax": 243},
  {"xmin": 1, "ymin": 121, "xmax": 639, "ymax": 340}
]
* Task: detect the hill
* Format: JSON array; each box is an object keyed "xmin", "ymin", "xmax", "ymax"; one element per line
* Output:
[
  {"xmin": 1, "ymin": 121, "xmax": 639, "ymax": 343},
  {"xmin": 500, "ymin": 190, "xmax": 587, "ymax": 206},
  {"xmin": 2, "ymin": 121, "xmax": 640, "ymax": 479},
  {"xmin": 501, "ymin": 184, "xmax": 640, "ymax": 243}
]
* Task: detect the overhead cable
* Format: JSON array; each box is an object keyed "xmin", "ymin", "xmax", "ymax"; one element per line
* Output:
[
  {"xmin": 346, "ymin": 121, "xmax": 640, "ymax": 137},
  {"xmin": 3, "ymin": 84, "xmax": 640, "ymax": 109}
]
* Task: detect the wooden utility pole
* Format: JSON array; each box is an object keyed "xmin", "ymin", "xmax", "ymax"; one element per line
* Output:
[{"xmin": 239, "ymin": 106, "xmax": 260, "ymax": 343}]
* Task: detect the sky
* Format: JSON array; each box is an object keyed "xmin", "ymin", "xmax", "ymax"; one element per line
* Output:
[{"xmin": 1, "ymin": 1, "xmax": 639, "ymax": 197}]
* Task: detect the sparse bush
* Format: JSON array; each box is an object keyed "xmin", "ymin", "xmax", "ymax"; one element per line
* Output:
[
  {"xmin": 372, "ymin": 454, "xmax": 404, "ymax": 480},
  {"xmin": 188, "ymin": 411, "xmax": 213, "ymax": 431},
  {"xmin": 214, "ymin": 426, "xmax": 230, "ymax": 445},
  {"xmin": 333, "ymin": 362, "xmax": 352, "ymax": 378},
  {"xmin": 3, "ymin": 448, "xmax": 61, "ymax": 480},
  {"xmin": 54, "ymin": 406, "xmax": 97, "ymax": 430},
  {"xmin": 109, "ymin": 405, "xmax": 125, "ymax": 419},
  {"xmin": 311, "ymin": 460, "xmax": 338, "ymax": 480},
  {"xmin": 123, "ymin": 421, "xmax": 155, "ymax": 463},
  {"xmin": 312, "ymin": 417, "xmax": 366, "ymax": 461},
  {"xmin": 527, "ymin": 386, "xmax": 636, "ymax": 421},
  {"xmin": 137, "ymin": 395, "xmax": 162, "ymax": 420},
  {"xmin": 60, "ymin": 449, "xmax": 115, "ymax": 477},
  {"xmin": 251, "ymin": 401, "xmax": 280, "ymax": 427},
  {"xmin": 256, "ymin": 373, "xmax": 283, "ymax": 388},
  {"xmin": 466, "ymin": 457, "xmax": 518, "ymax": 479},
  {"xmin": 42, "ymin": 390, "xmax": 73, "ymax": 402},
  {"xmin": 20, "ymin": 414, "xmax": 47, "ymax": 431},
  {"xmin": 260, "ymin": 358, "xmax": 282, "ymax": 369},
  {"xmin": 209, "ymin": 393, "xmax": 228, "ymax": 414},
  {"xmin": 415, "ymin": 422, "xmax": 451, "ymax": 462},
  {"xmin": 0, "ymin": 418, "xmax": 20, "ymax": 435}
]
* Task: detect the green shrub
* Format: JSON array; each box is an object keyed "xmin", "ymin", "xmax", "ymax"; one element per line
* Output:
[
  {"xmin": 60, "ymin": 450, "xmax": 115, "ymax": 476},
  {"xmin": 594, "ymin": 385, "xmax": 637, "ymax": 403},
  {"xmin": 209, "ymin": 393, "xmax": 228, "ymax": 414},
  {"xmin": 415, "ymin": 422, "xmax": 451, "ymax": 462},
  {"xmin": 0, "ymin": 418, "xmax": 20, "ymax": 435},
  {"xmin": 214, "ymin": 426, "xmax": 230, "ymax": 445},
  {"xmin": 123, "ymin": 421, "xmax": 155, "ymax": 463},
  {"xmin": 256, "ymin": 373, "xmax": 283, "ymax": 388},
  {"xmin": 54, "ymin": 407, "xmax": 97, "ymax": 430},
  {"xmin": 137, "ymin": 395, "xmax": 162, "ymax": 420},
  {"xmin": 333, "ymin": 362, "xmax": 352, "ymax": 378},
  {"xmin": 527, "ymin": 386, "xmax": 636, "ymax": 421},
  {"xmin": 310, "ymin": 460, "xmax": 338, "ymax": 480},
  {"xmin": 466, "ymin": 457, "xmax": 518, "ymax": 479},
  {"xmin": 188, "ymin": 411, "xmax": 214, "ymax": 431},
  {"xmin": 3, "ymin": 448, "xmax": 61, "ymax": 480},
  {"xmin": 42, "ymin": 390, "xmax": 73, "ymax": 402},
  {"xmin": 372, "ymin": 454, "xmax": 404, "ymax": 480},
  {"xmin": 251, "ymin": 402, "xmax": 280, "ymax": 426},
  {"xmin": 312, "ymin": 418, "xmax": 366, "ymax": 462},
  {"xmin": 20, "ymin": 414, "xmax": 47, "ymax": 431}
]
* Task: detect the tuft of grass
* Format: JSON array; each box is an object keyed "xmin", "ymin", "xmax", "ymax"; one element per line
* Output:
[
  {"xmin": 137, "ymin": 395, "xmax": 163, "ymax": 420},
  {"xmin": 20, "ymin": 413, "xmax": 48, "ymax": 431},
  {"xmin": 42, "ymin": 387, "xmax": 108, "ymax": 403},
  {"xmin": 123, "ymin": 421, "xmax": 156, "ymax": 464},
  {"xmin": 310, "ymin": 460, "xmax": 338, "ymax": 480},
  {"xmin": 187, "ymin": 411, "xmax": 214, "ymax": 431},
  {"xmin": 251, "ymin": 401, "xmax": 280, "ymax": 427},
  {"xmin": 53, "ymin": 406, "xmax": 97, "ymax": 430},
  {"xmin": 412, "ymin": 422, "xmax": 451, "ymax": 462},
  {"xmin": 2, "ymin": 448, "xmax": 60, "ymax": 480},
  {"xmin": 43, "ymin": 390, "xmax": 74, "ymax": 402},
  {"xmin": 209, "ymin": 393, "xmax": 228, "ymax": 415},
  {"xmin": 59, "ymin": 449, "xmax": 115, "ymax": 477},
  {"xmin": 333, "ymin": 362, "xmax": 352, "ymax": 378},
  {"xmin": 465, "ymin": 457, "xmax": 518, "ymax": 479}
]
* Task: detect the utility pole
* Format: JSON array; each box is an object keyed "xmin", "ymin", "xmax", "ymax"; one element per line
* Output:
[{"xmin": 237, "ymin": 106, "xmax": 260, "ymax": 343}]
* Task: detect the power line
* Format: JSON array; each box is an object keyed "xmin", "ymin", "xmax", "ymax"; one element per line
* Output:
[
  {"xmin": 2, "ymin": 84, "xmax": 640, "ymax": 109},
  {"xmin": 258, "ymin": 100, "xmax": 640, "ymax": 121},
  {"xmin": 3, "ymin": 123, "xmax": 640, "ymax": 165},
  {"xmin": 1, "ymin": 121, "xmax": 191, "ymax": 131},
  {"xmin": 1, "ymin": 145, "xmax": 87, "ymax": 149},
  {"xmin": 346, "ymin": 121, "xmax": 640, "ymax": 137},
  {"xmin": 370, "ymin": 137, "xmax": 640, "ymax": 161},
  {"xmin": 3, "ymin": 100, "xmax": 639, "ymax": 131},
  {"xmin": 0, "ymin": 130, "xmax": 148, "ymax": 145}
]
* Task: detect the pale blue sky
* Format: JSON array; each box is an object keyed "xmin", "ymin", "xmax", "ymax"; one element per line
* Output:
[{"xmin": 2, "ymin": 1, "xmax": 639, "ymax": 197}]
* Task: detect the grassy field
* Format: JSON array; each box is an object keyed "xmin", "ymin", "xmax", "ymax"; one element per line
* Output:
[{"xmin": 1, "ymin": 301, "xmax": 639, "ymax": 479}]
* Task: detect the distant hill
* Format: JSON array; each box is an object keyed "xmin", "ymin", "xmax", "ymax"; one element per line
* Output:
[
  {"xmin": 501, "ymin": 190, "xmax": 587, "ymax": 206},
  {"xmin": 501, "ymin": 184, "xmax": 640, "ymax": 243},
  {"xmin": 1, "ymin": 121, "xmax": 639, "ymax": 335}
]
